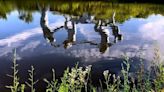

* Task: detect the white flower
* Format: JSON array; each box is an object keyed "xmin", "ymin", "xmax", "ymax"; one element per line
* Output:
[{"xmin": 103, "ymin": 70, "xmax": 109, "ymax": 76}]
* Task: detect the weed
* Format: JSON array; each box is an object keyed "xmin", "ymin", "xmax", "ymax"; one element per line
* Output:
[
  {"xmin": 25, "ymin": 66, "xmax": 38, "ymax": 92},
  {"xmin": 44, "ymin": 69, "xmax": 59, "ymax": 92},
  {"xmin": 6, "ymin": 49, "xmax": 25, "ymax": 92},
  {"xmin": 5, "ymin": 48, "xmax": 164, "ymax": 92}
]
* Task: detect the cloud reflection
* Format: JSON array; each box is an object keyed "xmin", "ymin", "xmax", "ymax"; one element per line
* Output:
[
  {"xmin": 69, "ymin": 14, "xmax": 164, "ymax": 63},
  {"xmin": 21, "ymin": 41, "xmax": 41, "ymax": 52},
  {"xmin": 139, "ymin": 14, "xmax": 164, "ymax": 61},
  {"xmin": 0, "ymin": 28, "xmax": 42, "ymax": 47},
  {"xmin": 0, "ymin": 22, "xmax": 64, "ymax": 57},
  {"xmin": 139, "ymin": 14, "xmax": 164, "ymax": 41},
  {"xmin": 0, "ymin": 14, "xmax": 164, "ymax": 64}
]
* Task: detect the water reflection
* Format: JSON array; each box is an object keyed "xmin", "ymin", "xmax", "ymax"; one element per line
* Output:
[
  {"xmin": 18, "ymin": 10, "xmax": 33, "ymax": 23},
  {"xmin": 39, "ymin": 5, "xmax": 77, "ymax": 48},
  {"xmin": 39, "ymin": 6, "xmax": 123, "ymax": 52},
  {"xmin": 94, "ymin": 20, "xmax": 111, "ymax": 53},
  {"xmin": 63, "ymin": 16, "xmax": 77, "ymax": 49},
  {"xmin": 40, "ymin": 5, "xmax": 57, "ymax": 47},
  {"xmin": 93, "ymin": 13, "xmax": 123, "ymax": 53},
  {"xmin": 0, "ymin": 4, "xmax": 163, "ymax": 62},
  {"xmin": 1, "ymin": 1, "xmax": 164, "ymax": 22},
  {"xmin": 1, "ymin": 2, "xmax": 164, "ymax": 92}
]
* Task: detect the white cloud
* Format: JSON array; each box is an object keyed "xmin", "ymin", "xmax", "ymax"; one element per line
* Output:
[
  {"xmin": 0, "ymin": 22, "xmax": 64, "ymax": 57},
  {"xmin": 77, "ymin": 24, "xmax": 100, "ymax": 41},
  {"xmin": 21, "ymin": 41, "xmax": 41, "ymax": 52},
  {"xmin": 139, "ymin": 15, "xmax": 164, "ymax": 40},
  {"xmin": 0, "ymin": 28, "xmax": 42, "ymax": 47},
  {"xmin": 138, "ymin": 15, "xmax": 164, "ymax": 61}
]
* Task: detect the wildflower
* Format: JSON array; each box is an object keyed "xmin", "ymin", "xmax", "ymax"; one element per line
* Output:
[{"xmin": 103, "ymin": 70, "xmax": 110, "ymax": 80}]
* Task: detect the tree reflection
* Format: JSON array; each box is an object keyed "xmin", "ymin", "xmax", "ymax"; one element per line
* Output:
[
  {"xmin": 73, "ymin": 13, "xmax": 93, "ymax": 24},
  {"xmin": 39, "ymin": 8, "xmax": 123, "ymax": 53},
  {"xmin": 94, "ymin": 20, "xmax": 112, "ymax": 53},
  {"xmin": 0, "ymin": 1, "xmax": 164, "ymax": 22},
  {"xmin": 92, "ymin": 12, "xmax": 123, "ymax": 53},
  {"xmin": 18, "ymin": 11, "xmax": 33, "ymax": 23},
  {"xmin": 110, "ymin": 12, "xmax": 123, "ymax": 43},
  {"xmin": 36, "ymin": 3, "xmax": 124, "ymax": 53},
  {"xmin": 63, "ymin": 16, "xmax": 77, "ymax": 49},
  {"xmin": 0, "ymin": 13, "xmax": 7, "ymax": 20},
  {"xmin": 39, "ymin": 4, "xmax": 62, "ymax": 47}
]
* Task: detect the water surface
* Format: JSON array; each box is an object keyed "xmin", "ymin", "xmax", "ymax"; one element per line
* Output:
[{"xmin": 0, "ymin": 1, "xmax": 164, "ymax": 91}]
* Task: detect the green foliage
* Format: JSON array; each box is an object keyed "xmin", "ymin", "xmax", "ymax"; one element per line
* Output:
[
  {"xmin": 121, "ymin": 55, "xmax": 130, "ymax": 92},
  {"xmin": 103, "ymin": 70, "xmax": 121, "ymax": 92},
  {"xmin": 59, "ymin": 64, "xmax": 92, "ymax": 92},
  {"xmin": 44, "ymin": 69, "xmax": 59, "ymax": 92},
  {"xmin": 0, "ymin": 1, "xmax": 164, "ymax": 23},
  {"xmin": 152, "ymin": 47, "xmax": 164, "ymax": 92},
  {"xmin": 5, "ymin": 48, "xmax": 164, "ymax": 92},
  {"xmin": 58, "ymin": 83, "xmax": 68, "ymax": 92},
  {"xmin": 59, "ymin": 68, "xmax": 69, "ymax": 92}
]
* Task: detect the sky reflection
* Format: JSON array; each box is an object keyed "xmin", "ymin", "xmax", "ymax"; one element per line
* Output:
[
  {"xmin": 0, "ymin": 12, "xmax": 164, "ymax": 66},
  {"xmin": 0, "ymin": 12, "xmax": 164, "ymax": 91}
]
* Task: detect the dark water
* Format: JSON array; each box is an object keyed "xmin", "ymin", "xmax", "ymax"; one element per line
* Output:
[{"xmin": 0, "ymin": 1, "xmax": 164, "ymax": 91}]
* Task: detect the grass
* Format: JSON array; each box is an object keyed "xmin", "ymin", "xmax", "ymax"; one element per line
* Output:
[{"xmin": 5, "ymin": 48, "xmax": 164, "ymax": 92}]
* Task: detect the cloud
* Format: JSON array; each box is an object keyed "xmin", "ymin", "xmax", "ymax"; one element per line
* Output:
[
  {"xmin": 21, "ymin": 41, "xmax": 41, "ymax": 52},
  {"xmin": 77, "ymin": 24, "xmax": 100, "ymax": 41},
  {"xmin": 138, "ymin": 14, "xmax": 164, "ymax": 61},
  {"xmin": 1, "ymin": 14, "xmax": 164, "ymax": 65},
  {"xmin": 0, "ymin": 28, "xmax": 42, "ymax": 47},
  {"xmin": 68, "ymin": 14, "xmax": 164, "ymax": 63},
  {"xmin": 139, "ymin": 15, "xmax": 164, "ymax": 41},
  {"xmin": 0, "ymin": 22, "xmax": 64, "ymax": 57}
]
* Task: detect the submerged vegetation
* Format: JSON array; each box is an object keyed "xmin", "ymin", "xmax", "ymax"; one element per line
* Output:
[{"xmin": 4, "ymin": 48, "xmax": 164, "ymax": 92}]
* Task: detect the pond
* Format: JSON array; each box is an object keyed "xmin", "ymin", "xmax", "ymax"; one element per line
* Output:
[{"xmin": 0, "ymin": 1, "xmax": 164, "ymax": 91}]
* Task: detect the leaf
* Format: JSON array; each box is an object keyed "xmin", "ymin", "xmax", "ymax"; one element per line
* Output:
[
  {"xmin": 58, "ymin": 83, "xmax": 68, "ymax": 92},
  {"xmin": 46, "ymin": 88, "xmax": 52, "ymax": 92},
  {"xmin": 5, "ymin": 86, "xmax": 13, "ymax": 89},
  {"xmin": 6, "ymin": 74, "xmax": 14, "ymax": 78},
  {"xmin": 92, "ymin": 87, "xmax": 97, "ymax": 92},
  {"xmin": 25, "ymin": 82, "xmax": 31, "ymax": 87},
  {"xmin": 43, "ymin": 78, "xmax": 49, "ymax": 84},
  {"xmin": 34, "ymin": 80, "xmax": 39, "ymax": 84}
]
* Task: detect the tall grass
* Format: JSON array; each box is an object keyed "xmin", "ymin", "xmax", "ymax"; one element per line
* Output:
[
  {"xmin": 6, "ymin": 49, "xmax": 25, "ymax": 92},
  {"xmin": 5, "ymin": 48, "xmax": 164, "ymax": 92}
]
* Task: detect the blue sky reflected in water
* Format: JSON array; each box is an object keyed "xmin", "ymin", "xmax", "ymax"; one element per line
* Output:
[
  {"xmin": 0, "ymin": 12, "xmax": 164, "ymax": 66},
  {"xmin": 0, "ymin": 12, "xmax": 164, "ymax": 90}
]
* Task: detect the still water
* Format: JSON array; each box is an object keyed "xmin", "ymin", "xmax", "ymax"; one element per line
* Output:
[{"xmin": 0, "ymin": 1, "xmax": 164, "ymax": 91}]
